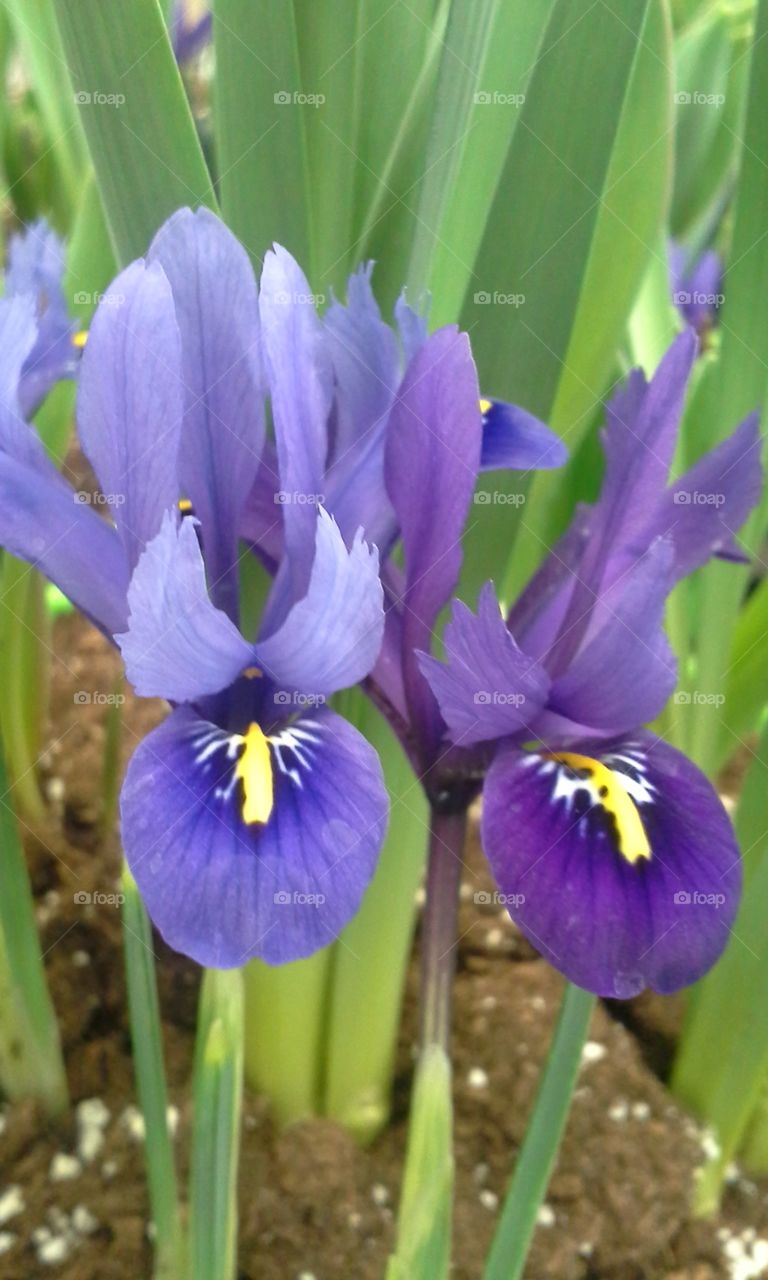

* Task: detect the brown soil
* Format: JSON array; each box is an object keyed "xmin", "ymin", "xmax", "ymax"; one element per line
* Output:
[{"xmin": 0, "ymin": 613, "xmax": 766, "ymax": 1280}]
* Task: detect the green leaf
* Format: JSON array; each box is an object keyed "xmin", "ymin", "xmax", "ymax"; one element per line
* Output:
[
  {"xmin": 677, "ymin": 0, "xmax": 768, "ymax": 772},
  {"xmin": 457, "ymin": 0, "xmax": 672, "ymax": 601},
  {"xmin": 122, "ymin": 867, "xmax": 185, "ymax": 1279},
  {"xmin": 416, "ymin": 1, "xmax": 557, "ymax": 321},
  {"xmin": 671, "ymin": 720, "xmax": 768, "ymax": 1210},
  {"xmin": 670, "ymin": 3, "xmax": 751, "ymax": 243},
  {"xmin": 386, "ymin": 1046, "xmax": 453, "ymax": 1280},
  {"xmin": 3, "ymin": 0, "xmax": 88, "ymax": 217},
  {"xmin": 0, "ymin": 731, "xmax": 67, "ymax": 1115},
  {"xmin": 191, "ymin": 969, "xmax": 244, "ymax": 1280},
  {"xmin": 483, "ymin": 984, "xmax": 594, "ymax": 1280},
  {"xmin": 52, "ymin": 0, "xmax": 215, "ymax": 264},
  {"xmin": 213, "ymin": 0, "xmax": 311, "ymax": 271}
]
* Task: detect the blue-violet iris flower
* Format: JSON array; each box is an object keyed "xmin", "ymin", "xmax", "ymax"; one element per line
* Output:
[
  {"xmin": 0, "ymin": 208, "xmax": 393, "ymax": 968},
  {"xmin": 420, "ymin": 332, "xmax": 762, "ymax": 998}
]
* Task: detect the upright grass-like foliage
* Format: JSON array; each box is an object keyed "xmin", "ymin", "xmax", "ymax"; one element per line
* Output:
[{"xmin": 0, "ymin": 734, "xmax": 67, "ymax": 1115}]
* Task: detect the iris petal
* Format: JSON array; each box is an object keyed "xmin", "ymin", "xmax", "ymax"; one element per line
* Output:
[
  {"xmin": 148, "ymin": 208, "xmax": 264, "ymax": 617},
  {"xmin": 121, "ymin": 705, "xmax": 388, "ymax": 967},
  {"xmin": 481, "ymin": 734, "xmax": 740, "ymax": 997},
  {"xmin": 479, "ymin": 399, "xmax": 566, "ymax": 472},
  {"xmin": 76, "ymin": 259, "xmax": 184, "ymax": 572},
  {"xmin": 117, "ymin": 512, "xmax": 253, "ymax": 702}
]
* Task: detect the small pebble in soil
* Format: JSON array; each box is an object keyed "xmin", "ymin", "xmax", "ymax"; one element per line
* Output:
[
  {"xmin": 467, "ymin": 1067, "xmax": 489, "ymax": 1090},
  {"xmin": 0, "ymin": 1232, "xmax": 15, "ymax": 1255},
  {"xmin": 46, "ymin": 777, "xmax": 65, "ymax": 804},
  {"xmin": 347, "ymin": 1212, "xmax": 362, "ymax": 1230},
  {"xmin": 484, "ymin": 927, "xmax": 504, "ymax": 949},
  {"xmin": 76, "ymin": 1098, "xmax": 110, "ymax": 1163},
  {"xmin": 479, "ymin": 1190, "xmax": 498, "ymax": 1211},
  {"xmin": 371, "ymin": 1183, "xmax": 389, "ymax": 1207},
  {"xmin": 121, "ymin": 1105, "xmax": 146, "ymax": 1141},
  {"xmin": 530, "ymin": 994, "xmax": 546, "ymax": 1012},
  {"xmin": 50, "ymin": 1153, "xmax": 82, "ymax": 1182},
  {"xmin": 166, "ymin": 1105, "xmax": 180, "ymax": 1137},
  {"xmin": 0, "ymin": 1112, "xmax": 6, "ymax": 1136},
  {"xmin": 37, "ymin": 1234, "xmax": 71, "ymax": 1266},
  {"xmin": 72, "ymin": 950, "xmax": 91, "ymax": 968},
  {"xmin": 101, "ymin": 1160, "xmax": 118, "ymax": 1179},
  {"xmin": 720, "ymin": 1229, "xmax": 768, "ymax": 1280},
  {"xmin": 608, "ymin": 1100, "xmax": 629, "ymax": 1122},
  {"xmin": 297, "ymin": 1272, "xmax": 318, "ymax": 1280},
  {"xmin": 479, "ymin": 994, "xmax": 497, "ymax": 1011},
  {"xmin": 631, "ymin": 1101, "xmax": 651, "ymax": 1120},
  {"xmin": 581, "ymin": 1041, "xmax": 606, "ymax": 1066},
  {"xmin": 72, "ymin": 1205, "xmax": 99, "ymax": 1235},
  {"xmin": 536, "ymin": 1204, "xmax": 556, "ymax": 1227},
  {"xmin": 0, "ymin": 1186, "xmax": 24, "ymax": 1225},
  {"xmin": 473, "ymin": 1162, "xmax": 489, "ymax": 1186}
]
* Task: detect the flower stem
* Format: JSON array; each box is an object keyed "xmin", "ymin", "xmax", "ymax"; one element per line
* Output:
[
  {"xmin": 122, "ymin": 868, "xmax": 185, "ymax": 1280},
  {"xmin": 420, "ymin": 807, "xmax": 468, "ymax": 1051},
  {"xmin": 242, "ymin": 951, "xmax": 330, "ymax": 1123},
  {"xmin": 483, "ymin": 983, "xmax": 595, "ymax": 1280},
  {"xmin": 323, "ymin": 696, "xmax": 429, "ymax": 1142}
]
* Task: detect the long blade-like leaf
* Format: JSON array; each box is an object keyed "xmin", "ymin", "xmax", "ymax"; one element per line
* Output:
[{"xmin": 52, "ymin": 0, "xmax": 215, "ymax": 264}]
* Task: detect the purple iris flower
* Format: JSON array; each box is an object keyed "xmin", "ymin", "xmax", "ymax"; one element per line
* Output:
[
  {"xmin": 5, "ymin": 220, "xmax": 80, "ymax": 418},
  {"xmin": 170, "ymin": 1, "xmax": 212, "ymax": 63},
  {"xmin": 669, "ymin": 241, "xmax": 723, "ymax": 335},
  {"xmin": 419, "ymin": 331, "xmax": 762, "ymax": 998},
  {"xmin": 0, "ymin": 207, "xmax": 389, "ymax": 968}
]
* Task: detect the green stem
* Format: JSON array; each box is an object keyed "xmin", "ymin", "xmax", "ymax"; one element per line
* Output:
[
  {"xmin": 739, "ymin": 1075, "xmax": 768, "ymax": 1174},
  {"xmin": 0, "ymin": 736, "xmax": 67, "ymax": 1115},
  {"xmin": 191, "ymin": 969, "xmax": 244, "ymax": 1280},
  {"xmin": 0, "ymin": 560, "xmax": 49, "ymax": 824},
  {"xmin": 420, "ymin": 807, "xmax": 467, "ymax": 1052},
  {"xmin": 483, "ymin": 984, "xmax": 595, "ymax": 1280},
  {"xmin": 242, "ymin": 951, "xmax": 330, "ymax": 1123},
  {"xmin": 122, "ymin": 868, "xmax": 185, "ymax": 1280},
  {"xmin": 323, "ymin": 698, "xmax": 428, "ymax": 1142}
]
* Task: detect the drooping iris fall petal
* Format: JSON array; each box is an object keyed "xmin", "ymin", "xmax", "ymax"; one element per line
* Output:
[{"xmin": 481, "ymin": 735, "xmax": 740, "ymax": 998}]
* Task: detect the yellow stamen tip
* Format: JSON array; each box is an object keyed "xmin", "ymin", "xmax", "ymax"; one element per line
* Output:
[
  {"xmin": 72, "ymin": 329, "xmax": 88, "ymax": 349},
  {"xmin": 235, "ymin": 723, "xmax": 274, "ymax": 825},
  {"xmin": 178, "ymin": 498, "xmax": 194, "ymax": 514},
  {"xmin": 242, "ymin": 666, "xmax": 262, "ymax": 679},
  {"xmin": 479, "ymin": 397, "xmax": 492, "ymax": 415}
]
